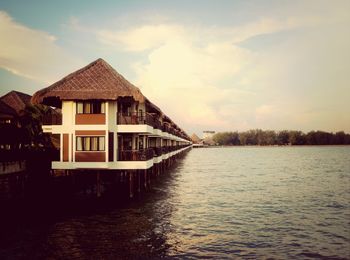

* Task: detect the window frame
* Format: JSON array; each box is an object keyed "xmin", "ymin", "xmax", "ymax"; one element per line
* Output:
[
  {"xmin": 76, "ymin": 136, "xmax": 105, "ymax": 151},
  {"xmin": 76, "ymin": 101, "xmax": 105, "ymax": 114}
]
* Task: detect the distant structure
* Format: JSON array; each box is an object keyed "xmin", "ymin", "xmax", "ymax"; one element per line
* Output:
[
  {"xmin": 0, "ymin": 90, "xmax": 31, "ymax": 143},
  {"xmin": 190, "ymin": 133, "xmax": 201, "ymax": 144},
  {"xmin": 203, "ymin": 130, "xmax": 215, "ymax": 140},
  {"xmin": 0, "ymin": 90, "xmax": 31, "ymax": 176},
  {"xmin": 0, "ymin": 91, "xmax": 31, "ymax": 114}
]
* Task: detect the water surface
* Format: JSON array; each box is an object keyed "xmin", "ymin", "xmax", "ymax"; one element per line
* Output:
[{"xmin": 1, "ymin": 146, "xmax": 349, "ymax": 259}]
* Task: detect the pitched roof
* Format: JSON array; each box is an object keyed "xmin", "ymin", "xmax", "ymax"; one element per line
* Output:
[
  {"xmin": 30, "ymin": 58, "xmax": 190, "ymax": 140},
  {"xmin": 0, "ymin": 90, "xmax": 31, "ymax": 115},
  {"xmin": 0, "ymin": 100, "xmax": 17, "ymax": 118},
  {"xmin": 31, "ymin": 58, "xmax": 146, "ymax": 107},
  {"xmin": 191, "ymin": 133, "xmax": 201, "ymax": 143}
]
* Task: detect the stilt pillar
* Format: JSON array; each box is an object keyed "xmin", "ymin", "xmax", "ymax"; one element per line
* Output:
[
  {"xmin": 144, "ymin": 170, "xmax": 147, "ymax": 190},
  {"xmin": 129, "ymin": 171, "xmax": 134, "ymax": 198},
  {"xmin": 137, "ymin": 170, "xmax": 141, "ymax": 193},
  {"xmin": 96, "ymin": 171, "xmax": 101, "ymax": 197}
]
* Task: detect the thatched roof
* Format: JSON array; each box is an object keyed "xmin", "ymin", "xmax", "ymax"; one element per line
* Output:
[
  {"xmin": 191, "ymin": 133, "xmax": 201, "ymax": 143},
  {"xmin": 30, "ymin": 58, "xmax": 190, "ymax": 140},
  {"xmin": 31, "ymin": 58, "xmax": 147, "ymax": 107},
  {"xmin": 0, "ymin": 100, "xmax": 17, "ymax": 118},
  {"xmin": 0, "ymin": 90, "xmax": 31, "ymax": 115}
]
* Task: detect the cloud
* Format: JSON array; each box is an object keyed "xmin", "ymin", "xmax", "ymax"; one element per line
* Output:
[
  {"xmin": 0, "ymin": 11, "xmax": 83, "ymax": 85},
  {"xmin": 83, "ymin": 4, "xmax": 349, "ymax": 133},
  {"xmin": 94, "ymin": 20, "xmax": 290, "ymax": 132},
  {"xmin": 55, "ymin": 1, "xmax": 350, "ymax": 133},
  {"xmin": 97, "ymin": 24, "xmax": 187, "ymax": 52}
]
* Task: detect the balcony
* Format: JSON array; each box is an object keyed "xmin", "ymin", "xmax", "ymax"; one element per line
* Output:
[
  {"xmin": 118, "ymin": 148, "xmax": 154, "ymax": 161},
  {"xmin": 161, "ymin": 146, "xmax": 169, "ymax": 154},
  {"xmin": 148, "ymin": 115, "xmax": 162, "ymax": 130},
  {"xmin": 42, "ymin": 113, "xmax": 62, "ymax": 125},
  {"xmin": 152, "ymin": 147, "xmax": 163, "ymax": 157},
  {"xmin": 117, "ymin": 112, "xmax": 161, "ymax": 128}
]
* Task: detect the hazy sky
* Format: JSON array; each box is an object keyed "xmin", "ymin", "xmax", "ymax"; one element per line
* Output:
[{"xmin": 0, "ymin": 0, "xmax": 349, "ymax": 135}]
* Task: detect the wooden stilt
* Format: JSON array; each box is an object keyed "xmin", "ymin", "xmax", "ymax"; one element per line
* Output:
[
  {"xmin": 96, "ymin": 171, "xmax": 101, "ymax": 197},
  {"xmin": 144, "ymin": 170, "xmax": 147, "ymax": 190},
  {"xmin": 137, "ymin": 170, "xmax": 141, "ymax": 193},
  {"xmin": 129, "ymin": 171, "xmax": 134, "ymax": 198},
  {"xmin": 147, "ymin": 169, "xmax": 151, "ymax": 188}
]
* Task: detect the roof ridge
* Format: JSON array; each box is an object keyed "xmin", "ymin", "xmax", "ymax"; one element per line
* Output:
[{"xmin": 31, "ymin": 58, "xmax": 147, "ymax": 106}]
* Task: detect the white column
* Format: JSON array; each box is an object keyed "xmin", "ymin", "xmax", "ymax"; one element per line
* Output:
[
  {"xmin": 72, "ymin": 132, "xmax": 75, "ymax": 162},
  {"xmin": 60, "ymin": 133, "xmax": 63, "ymax": 162},
  {"xmin": 114, "ymin": 132, "xmax": 118, "ymax": 161},
  {"xmin": 68, "ymin": 133, "xmax": 72, "ymax": 162},
  {"xmin": 105, "ymin": 101, "xmax": 109, "ymax": 163}
]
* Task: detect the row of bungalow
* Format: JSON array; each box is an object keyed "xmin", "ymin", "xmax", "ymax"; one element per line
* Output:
[
  {"xmin": 31, "ymin": 58, "xmax": 192, "ymax": 177},
  {"xmin": 0, "ymin": 91, "xmax": 32, "ymax": 176}
]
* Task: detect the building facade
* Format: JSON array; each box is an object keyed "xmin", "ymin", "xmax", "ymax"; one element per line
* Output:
[{"xmin": 32, "ymin": 59, "xmax": 191, "ymax": 172}]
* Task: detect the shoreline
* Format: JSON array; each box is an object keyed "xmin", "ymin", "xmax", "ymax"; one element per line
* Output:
[{"xmin": 194, "ymin": 144, "xmax": 350, "ymax": 148}]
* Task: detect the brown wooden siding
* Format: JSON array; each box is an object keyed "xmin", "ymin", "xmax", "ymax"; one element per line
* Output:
[
  {"xmin": 75, "ymin": 152, "xmax": 105, "ymax": 162},
  {"xmin": 75, "ymin": 130, "xmax": 106, "ymax": 135},
  {"xmin": 63, "ymin": 134, "xmax": 69, "ymax": 162},
  {"xmin": 75, "ymin": 114, "xmax": 105, "ymax": 125}
]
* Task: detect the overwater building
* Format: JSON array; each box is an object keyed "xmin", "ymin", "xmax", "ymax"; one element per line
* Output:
[{"xmin": 31, "ymin": 59, "xmax": 191, "ymax": 175}]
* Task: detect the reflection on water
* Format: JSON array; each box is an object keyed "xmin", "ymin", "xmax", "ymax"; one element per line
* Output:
[{"xmin": 1, "ymin": 146, "xmax": 350, "ymax": 259}]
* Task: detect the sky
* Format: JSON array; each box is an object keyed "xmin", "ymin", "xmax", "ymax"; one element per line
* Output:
[{"xmin": 0, "ymin": 0, "xmax": 349, "ymax": 135}]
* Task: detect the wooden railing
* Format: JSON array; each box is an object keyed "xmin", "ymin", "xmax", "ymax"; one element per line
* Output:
[
  {"xmin": 118, "ymin": 145, "xmax": 190, "ymax": 161},
  {"xmin": 117, "ymin": 112, "xmax": 161, "ymax": 128},
  {"xmin": 152, "ymin": 147, "xmax": 163, "ymax": 157},
  {"xmin": 116, "ymin": 113, "xmax": 190, "ymax": 140},
  {"xmin": 118, "ymin": 148, "xmax": 154, "ymax": 161},
  {"xmin": 42, "ymin": 113, "xmax": 62, "ymax": 125}
]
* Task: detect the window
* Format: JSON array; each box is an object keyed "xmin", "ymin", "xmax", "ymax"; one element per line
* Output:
[
  {"xmin": 76, "ymin": 136, "xmax": 105, "ymax": 151},
  {"xmin": 77, "ymin": 102, "xmax": 83, "ymax": 114},
  {"xmin": 76, "ymin": 101, "xmax": 105, "ymax": 114}
]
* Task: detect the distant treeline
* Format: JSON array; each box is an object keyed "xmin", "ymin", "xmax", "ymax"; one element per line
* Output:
[{"xmin": 212, "ymin": 130, "xmax": 350, "ymax": 146}]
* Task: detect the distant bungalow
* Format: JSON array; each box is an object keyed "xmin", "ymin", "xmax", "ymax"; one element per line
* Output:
[
  {"xmin": 0, "ymin": 91, "xmax": 31, "ymax": 176},
  {"xmin": 31, "ymin": 59, "xmax": 191, "ymax": 179},
  {"xmin": 0, "ymin": 90, "xmax": 31, "ymax": 126}
]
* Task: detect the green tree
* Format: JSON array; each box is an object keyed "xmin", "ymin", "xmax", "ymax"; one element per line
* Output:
[
  {"xmin": 277, "ymin": 130, "xmax": 290, "ymax": 145},
  {"xmin": 19, "ymin": 104, "xmax": 53, "ymax": 149},
  {"xmin": 288, "ymin": 131, "xmax": 305, "ymax": 145}
]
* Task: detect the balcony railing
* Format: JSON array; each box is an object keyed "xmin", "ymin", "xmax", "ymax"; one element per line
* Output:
[
  {"xmin": 161, "ymin": 146, "xmax": 169, "ymax": 154},
  {"xmin": 148, "ymin": 115, "xmax": 162, "ymax": 130},
  {"xmin": 152, "ymin": 147, "xmax": 163, "ymax": 157},
  {"xmin": 118, "ymin": 148, "xmax": 154, "ymax": 161},
  {"xmin": 42, "ymin": 113, "xmax": 62, "ymax": 125},
  {"xmin": 117, "ymin": 112, "xmax": 162, "ymax": 129},
  {"xmin": 118, "ymin": 145, "xmax": 190, "ymax": 161}
]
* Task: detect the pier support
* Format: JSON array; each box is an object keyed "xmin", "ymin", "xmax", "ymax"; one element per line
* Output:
[
  {"xmin": 96, "ymin": 171, "xmax": 101, "ymax": 197},
  {"xmin": 143, "ymin": 170, "xmax": 148, "ymax": 190},
  {"xmin": 129, "ymin": 171, "xmax": 134, "ymax": 198},
  {"xmin": 137, "ymin": 170, "xmax": 141, "ymax": 194}
]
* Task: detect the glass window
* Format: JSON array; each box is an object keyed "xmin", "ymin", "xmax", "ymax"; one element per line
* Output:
[
  {"xmin": 83, "ymin": 102, "xmax": 91, "ymax": 114},
  {"xmin": 91, "ymin": 137, "xmax": 98, "ymax": 151},
  {"xmin": 76, "ymin": 101, "xmax": 105, "ymax": 114},
  {"xmin": 76, "ymin": 137, "xmax": 82, "ymax": 151},
  {"xmin": 83, "ymin": 137, "xmax": 90, "ymax": 150},
  {"xmin": 99, "ymin": 137, "xmax": 105, "ymax": 151},
  {"xmin": 76, "ymin": 136, "xmax": 105, "ymax": 151},
  {"xmin": 77, "ymin": 102, "xmax": 83, "ymax": 114}
]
